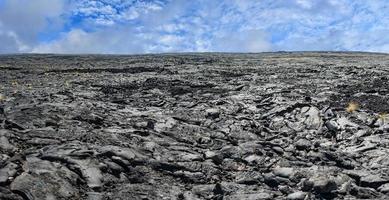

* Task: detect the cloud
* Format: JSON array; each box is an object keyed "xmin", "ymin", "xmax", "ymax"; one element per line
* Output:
[
  {"xmin": 1, "ymin": 0, "xmax": 389, "ymax": 53},
  {"xmin": 212, "ymin": 29, "xmax": 271, "ymax": 52},
  {"xmin": 0, "ymin": 30, "xmax": 28, "ymax": 53},
  {"xmin": 0, "ymin": 0, "xmax": 65, "ymax": 52},
  {"xmin": 32, "ymin": 28, "xmax": 148, "ymax": 54},
  {"xmin": 72, "ymin": 0, "xmax": 165, "ymax": 26}
]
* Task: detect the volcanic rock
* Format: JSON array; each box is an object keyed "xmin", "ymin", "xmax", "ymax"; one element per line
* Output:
[
  {"xmin": 0, "ymin": 53, "xmax": 389, "ymax": 199},
  {"xmin": 286, "ymin": 191, "xmax": 307, "ymax": 200}
]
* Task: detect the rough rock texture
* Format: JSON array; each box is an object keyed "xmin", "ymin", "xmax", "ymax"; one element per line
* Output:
[{"xmin": 0, "ymin": 52, "xmax": 389, "ymax": 199}]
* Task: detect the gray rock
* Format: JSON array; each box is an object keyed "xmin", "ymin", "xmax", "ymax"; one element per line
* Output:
[
  {"xmin": 378, "ymin": 183, "xmax": 389, "ymax": 193},
  {"xmin": 192, "ymin": 184, "xmax": 215, "ymax": 199},
  {"xmin": 26, "ymin": 138, "xmax": 61, "ymax": 145},
  {"xmin": 73, "ymin": 159, "xmax": 103, "ymax": 189},
  {"xmin": 225, "ymin": 192, "xmax": 273, "ymax": 200},
  {"xmin": 350, "ymin": 184, "xmax": 380, "ymax": 199},
  {"xmin": 343, "ymin": 169, "xmax": 370, "ymax": 180},
  {"xmin": 2, "ymin": 52, "xmax": 389, "ymax": 200},
  {"xmin": 98, "ymin": 145, "xmax": 145, "ymax": 161},
  {"xmin": 0, "ymin": 93, "xmax": 5, "ymax": 101},
  {"xmin": 220, "ymin": 145, "xmax": 243, "ymax": 160},
  {"xmin": 307, "ymin": 176, "xmax": 337, "ymax": 194},
  {"xmin": 0, "ymin": 162, "xmax": 18, "ymax": 184},
  {"xmin": 344, "ymin": 141, "xmax": 377, "ymax": 153},
  {"xmin": 134, "ymin": 121, "xmax": 153, "ymax": 129},
  {"xmin": 323, "ymin": 108, "xmax": 335, "ymax": 119},
  {"xmin": 286, "ymin": 191, "xmax": 307, "ymax": 200},
  {"xmin": 338, "ymin": 180, "xmax": 352, "ymax": 194},
  {"xmin": 303, "ymin": 107, "xmax": 322, "ymax": 130},
  {"xmin": 278, "ymin": 185, "xmax": 293, "ymax": 194},
  {"xmin": 325, "ymin": 120, "xmax": 340, "ymax": 132},
  {"xmin": 337, "ymin": 117, "xmax": 359, "ymax": 130},
  {"xmin": 235, "ymin": 171, "xmax": 262, "ymax": 184},
  {"xmin": 295, "ymin": 139, "xmax": 311, "ymax": 150},
  {"xmin": 10, "ymin": 158, "xmax": 79, "ymax": 199},
  {"xmin": 104, "ymin": 160, "xmax": 124, "ymax": 174},
  {"xmin": 173, "ymin": 170, "xmax": 206, "ymax": 183},
  {"xmin": 0, "ymin": 154, "xmax": 10, "ymax": 165},
  {"xmin": 244, "ymin": 154, "xmax": 263, "ymax": 164},
  {"xmin": 142, "ymin": 141, "xmax": 157, "ymax": 152},
  {"xmin": 263, "ymin": 173, "xmax": 291, "ymax": 187},
  {"xmin": 87, "ymin": 192, "xmax": 103, "ymax": 200},
  {"xmin": 206, "ymin": 108, "xmax": 220, "ymax": 118},
  {"xmin": 273, "ymin": 167, "xmax": 294, "ymax": 178},
  {"xmin": 272, "ymin": 146, "xmax": 284, "ymax": 154},
  {"xmin": 179, "ymin": 153, "xmax": 203, "ymax": 161},
  {"xmin": 349, "ymin": 129, "xmax": 370, "ymax": 141},
  {"xmin": 205, "ymin": 150, "xmax": 223, "ymax": 164},
  {"xmin": 360, "ymin": 174, "xmax": 389, "ymax": 188},
  {"xmin": 111, "ymin": 155, "xmax": 131, "ymax": 166},
  {"xmin": 0, "ymin": 187, "xmax": 23, "ymax": 200},
  {"xmin": 0, "ymin": 135, "xmax": 16, "ymax": 152}
]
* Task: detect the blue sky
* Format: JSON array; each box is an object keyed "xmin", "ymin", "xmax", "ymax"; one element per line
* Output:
[{"xmin": 0, "ymin": 0, "xmax": 388, "ymax": 54}]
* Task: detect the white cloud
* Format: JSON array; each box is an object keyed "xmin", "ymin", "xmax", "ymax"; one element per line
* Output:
[
  {"xmin": 32, "ymin": 28, "xmax": 148, "ymax": 54},
  {"xmin": 212, "ymin": 29, "xmax": 271, "ymax": 52},
  {"xmin": 1, "ymin": 0, "xmax": 389, "ymax": 53},
  {"xmin": 0, "ymin": 30, "xmax": 29, "ymax": 53},
  {"xmin": 73, "ymin": 0, "xmax": 165, "ymax": 26},
  {"xmin": 32, "ymin": 27, "xmax": 201, "ymax": 54},
  {"xmin": 119, "ymin": 9, "xmax": 139, "ymax": 21},
  {"xmin": 0, "ymin": 0, "xmax": 65, "ymax": 52},
  {"xmin": 296, "ymin": 0, "xmax": 313, "ymax": 9}
]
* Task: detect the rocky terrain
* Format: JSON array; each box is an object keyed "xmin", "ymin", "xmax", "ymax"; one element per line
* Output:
[{"xmin": 0, "ymin": 52, "xmax": 389, "ymax": 200}]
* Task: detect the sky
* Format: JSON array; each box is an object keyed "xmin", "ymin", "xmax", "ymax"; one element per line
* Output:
[{"xmin": 0, "ymin": 0, "xmax": 388, "ymax": 54}]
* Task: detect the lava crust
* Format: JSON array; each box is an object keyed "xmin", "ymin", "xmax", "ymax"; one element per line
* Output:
[{"xmin": 0, "ymin": 52, "xmax": 389, "ymax": 199}]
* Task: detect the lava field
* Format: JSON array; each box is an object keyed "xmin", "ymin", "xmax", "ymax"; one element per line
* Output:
[{"xmin": 0, "ymin": 52, "xmax": 389, "ymax": 199}]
